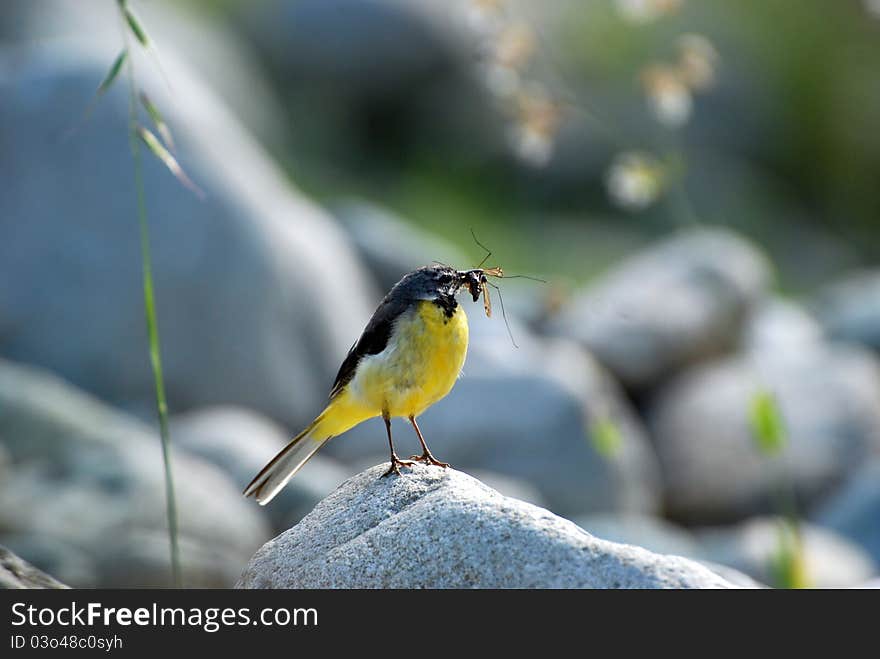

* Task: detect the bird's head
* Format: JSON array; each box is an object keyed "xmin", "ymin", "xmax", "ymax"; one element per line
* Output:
[
  {"xmin": 397, "ymin": 264, "xmax": 465, "ymax": 301},
  {"xmin": 395, "ymin": 264, "xmax": 502, "ymax": 315}
]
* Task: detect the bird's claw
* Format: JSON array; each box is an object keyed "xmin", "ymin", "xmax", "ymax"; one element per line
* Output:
[
  {"xmin": 408, "ymin": 453, "xmax": 450, "ymax": 468},
  {"xmin": 381, "ymin": 456, "xmax": 415, "ymax": 477}
]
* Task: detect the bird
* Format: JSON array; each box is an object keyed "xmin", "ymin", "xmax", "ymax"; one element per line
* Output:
[{"xmin": 243, "ymin": 263, "xmax": 495, "ymax": 505}]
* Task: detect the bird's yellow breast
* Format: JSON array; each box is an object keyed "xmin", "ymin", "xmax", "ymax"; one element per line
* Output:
[{"xmin": 350, "ymin": 299, "xmax": 469, "ymax": 419}]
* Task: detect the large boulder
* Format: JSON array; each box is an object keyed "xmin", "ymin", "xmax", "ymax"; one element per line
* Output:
[
  {"xmin": 0, "ymin": 359, "xmax": 272, "ymax": 587},
  {"xmin": 0, "ymin": 545, "xmax": 68, "ymax": 590},
  {"xmin": 648, "ymin": 302, "xmax": 880, "ymax": 523},
  {"xmin": 237, "ymin": 464, "xmax": 742, "ymax": 588},
  {"xmin": 742, "ymin": 299, "xmax": 824, "ymax": 354},
  {"xmin": 324, "ymin": 312, "xmax": 663, "ymax": 518},
  {"xmin": 547, "ymin": 228, "xmax": 772, "ymax": 390},
  {"xmin": 0, "ymin": 40, "xmax": 377, "ymax": 430},
  {"xmin": 172, "ymin": 407, "xmax": 351, "ymax": 532},
  {"xmin": 0, "ymin": 0, "xmax": 287, "ymax": 146}
]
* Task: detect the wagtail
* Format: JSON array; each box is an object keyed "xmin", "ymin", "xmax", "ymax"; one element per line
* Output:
[{"xmin": 244, "ymin": 264, "xmax": 498, "ymax": 505}]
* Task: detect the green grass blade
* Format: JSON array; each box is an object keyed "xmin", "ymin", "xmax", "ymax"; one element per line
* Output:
[
  {"xmin": 139, "ymin": 92, "xmax": 175, "ymax": 152},
  {"xmin": 748, "ymin": 388, "xmax": 786, "ymax": 456},
  {"xmin": 97, "ymin": 50, "xmax": 128, "ymax": 96},
  {"xmin": 121, "ymin": 30, "xmax": 182, "ymax": 587},
  {"xmin": 137, "ymin": 125, "xmax": 204, "ymax": 199},
  {"xmin": 124, "ymin": 7, "xmax": 149, "ymax": 47},
  {"xmin": 768, "ymin": 518, "xmax": 810, "ymax": 589},
  {"xmin": 130, "ymin": 127, "xmax": 182, "ymax": 588}
]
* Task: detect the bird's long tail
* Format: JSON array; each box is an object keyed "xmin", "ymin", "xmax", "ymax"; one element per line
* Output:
[
  {"xmin": 242, "ymin": 419, "xmax": 328, "ymax": 505},
  {"xmin": 243, "ymin": 393, "xmax": 372, "ymax": 505}
]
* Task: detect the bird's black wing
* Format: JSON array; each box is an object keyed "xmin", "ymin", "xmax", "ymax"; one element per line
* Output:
[{"xmin": 328, "ymin": 294, "xmax": 410, "ymax": 399}]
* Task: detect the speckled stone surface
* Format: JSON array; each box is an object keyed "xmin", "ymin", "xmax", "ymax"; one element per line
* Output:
[
  {"xmin": 1, "ymin": 545, "xmax": 67, "ymax": 589},
  {"xmin": 237, "ymin": 464, "xmax": 740, "ymax": 589}
]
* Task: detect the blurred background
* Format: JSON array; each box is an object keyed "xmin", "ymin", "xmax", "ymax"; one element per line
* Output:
[{"xmin": 1, "ymin": 0, "xmax": 879, "ymax": 588}]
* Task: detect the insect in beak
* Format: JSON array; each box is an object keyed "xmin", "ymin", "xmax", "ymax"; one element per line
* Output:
[
  {"xmin": 457, "ymin": 267, "xmax": 503, "ymax": 318},
  {"xmin": 480, "ymin": 267, "xmax": 504, "ymax": 318},
  {"xmin": 459, "ymin": 229, "xmax": 546, "ymax": 348}
]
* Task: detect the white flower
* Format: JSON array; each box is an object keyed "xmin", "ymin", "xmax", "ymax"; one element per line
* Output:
[
  {"xmin": 606, "ymin": 152, "xmax": 664, "ymax": 210},
  {"xmin": 642, "ymin": 64, "xmax": 693, "ymax": 128},
  {"xmin": 510, "ymin": 87, "xmax": 564, "ymax": 167},
  {"xmin": 493, "ymin": 22, "xmax": 536, "ymax": 70},
  {"xmin": 512, "ymin": 125, "xmax": 554, "ymax": 166},
  {"xmin": 481, "ymin": 22, "xmax": 535, "ymax": 99},
  {"xmin": 676, "ymin": 33, "xmax": 719, "ymax": 91}
]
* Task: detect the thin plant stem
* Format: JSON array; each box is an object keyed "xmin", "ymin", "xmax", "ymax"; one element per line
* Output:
[
  {"xmin": 655, "ymin": 124, "xmax": 700, "ymax": 226},
  {"xmin": 122, "ymin": 21, "xmax": 182, "ymax": 587}
]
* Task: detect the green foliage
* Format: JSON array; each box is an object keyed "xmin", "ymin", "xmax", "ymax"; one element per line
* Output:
[
  {"xmin": 140, "ymin": 92, "xmax": 175, "ymax": 152},
  {"xmin": 137, "ymin": 125, "xmax": 203, "ymax": 198},
  {"xmin": 123, "ymin": 6, "xmax": 149, "ymax": 47},
  {"xmin": 590, "ymin": 417, "xmax": 623, "ymax": 458},
  {"xmin": 97, "ymin": 51, "xmax": 128, "ymax": 96},
  {"xmin": 748, "ymin": 389, "xmax": 787, "ymax": 457},
  {"xmin": 748, "ymin": 390, "xmax": 808, "ymax": 588},
  {"xmin": 91, "ymin": 0, "xmax": 197, "ymax": 587},
  {"xmin": 130, "ymin": 130, "xmax": 180, "ymax": 588},
  {"xmin": 768, "ymin": 518, "xmax": 810, "ymax": 589}
]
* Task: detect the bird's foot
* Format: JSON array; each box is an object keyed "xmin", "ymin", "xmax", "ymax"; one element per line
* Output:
[
  {"xmin": 381, "ymin": 455, "xmax": 416, "ymax": 478},
  {"xmin": 408, "ymin": 452, "xmax": 450, "ymax": 468}
]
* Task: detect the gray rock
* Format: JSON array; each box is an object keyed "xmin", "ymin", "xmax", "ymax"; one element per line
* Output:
[
  {"xmin": 813, "ymin": 270, "xmax": 880, "ymax": 354},
  {"xmin": 1, "ymin": 545, "xmax": 68, "ymax": 589},
  {"xmin": 698, "ymin": 517, "xmax": 877, "ymax": 588},
  {"xmin": 743, "ymin": 299, "xmax": 824, "ymax": 354},
  {"xmin": 574, "ymin": 513, "xmax": 703, "ymax": 559},
  {"xmin": 95, "ymin": 530, "xmax": 259, "ymax": 590},
  {"xmin": 695, "ymin": 560, "xmax": 768, "ymax": 588},
  {"xmin": 548, "ymin": 228, "xmax": 772, "ymax": 390},
  {"xmin": 0, "ymin": 359, "xmax": 272, "ymax": 587},
  {"xmin": 172, "ymin": 407, "xmax": 352, "ymax": 532},
  {"xmin": 0, "ymin": 41, "xmax": 378, "ymax": 430},
  {"xmin": 573, "ymin": 513, "xmax": 768, "ymax": 587},
  {"xmin": 0, "ymin": 0, "xmax": 288, "ymax": 146},
  {"xmin": 237, "ymin": 464, "xmax": 742, "ymax": 588},
  {"xmin": 324, "ymin": 320, "xmax": 663, "ymax": 518},
  {"xmin": 648, "ymin": 340, "xmax": 880, "ymax": 523},
  {"xmin": 333, "ymin": 200, "xmax": 470, "ymax": 293},
  {"xmin": 813, "ymin": 459, "xmax": 880, "ymax": 567},
  {"xmin": 0, "ymin": 534, "xmax": 97, "ymax": 588}
]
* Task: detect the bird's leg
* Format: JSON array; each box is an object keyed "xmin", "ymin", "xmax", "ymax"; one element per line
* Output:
[
  {"xmin": 382, "ymin": 413, "xmax": 414, "ymax": 477},
  {"xmin": 408, "ymin": 416, "xmax": 450, "ymax": 468}
]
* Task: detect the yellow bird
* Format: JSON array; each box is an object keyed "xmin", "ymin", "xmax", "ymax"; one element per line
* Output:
[{"xmin": 244, "ymin": 264, "xmax": 496, "ymax": 505}]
